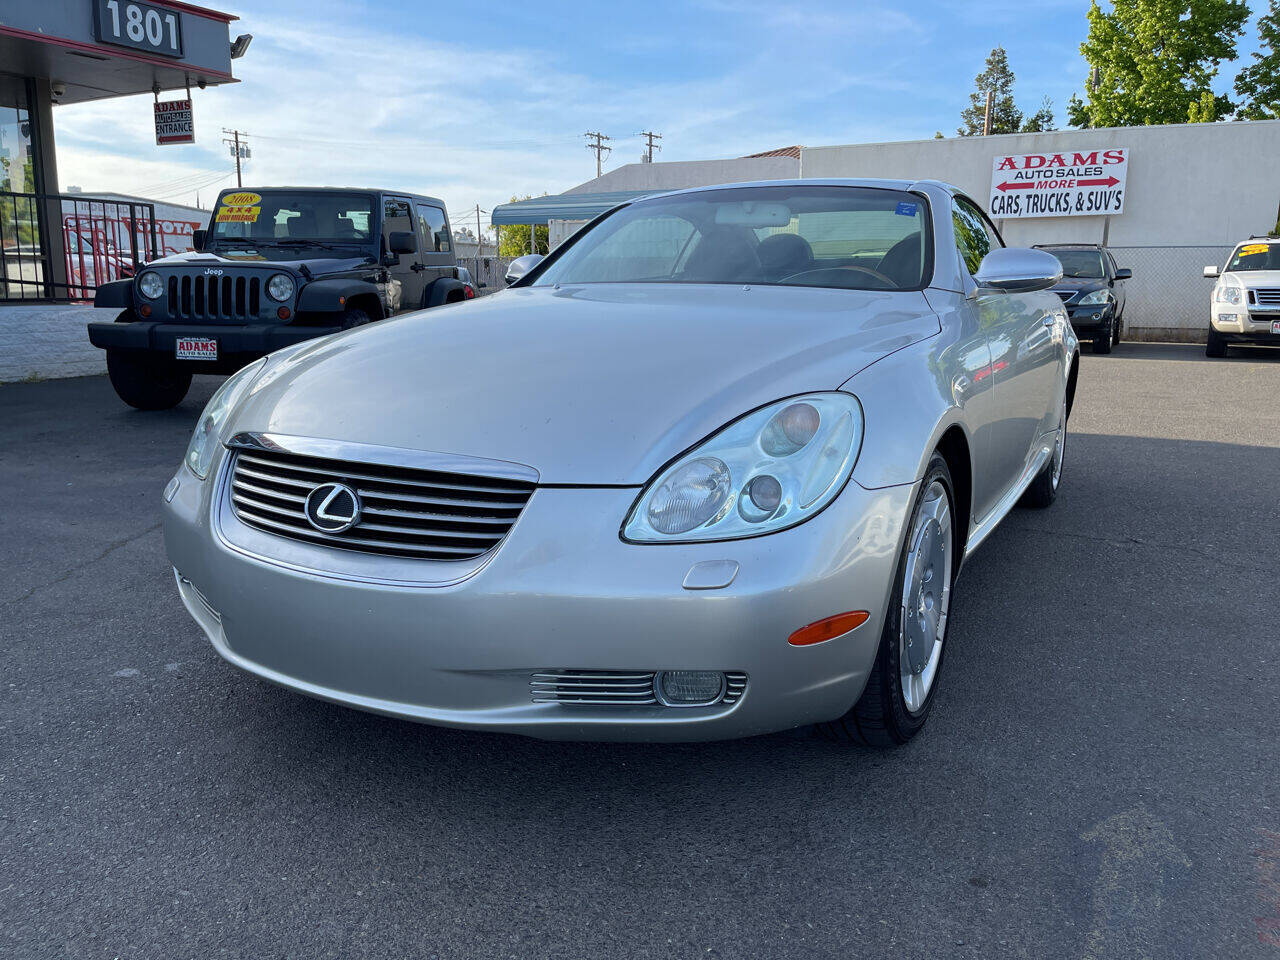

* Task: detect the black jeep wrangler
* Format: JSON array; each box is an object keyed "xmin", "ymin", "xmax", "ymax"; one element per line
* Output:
[{"xmin": 88, "ymin": 187, "xmax": 472, "ymax": 409}]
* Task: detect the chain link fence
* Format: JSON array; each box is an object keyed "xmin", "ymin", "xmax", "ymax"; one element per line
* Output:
[
  {"xmin": 1107, "ymin": 245, "xmax": 1233, "ymax": 342},
  {"xmin": 457, "ymin": 257, "xmax": 513, "ymax": 297}
]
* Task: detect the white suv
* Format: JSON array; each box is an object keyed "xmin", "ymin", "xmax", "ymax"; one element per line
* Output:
[{"xmin": 1204, "ymin": 238, "xmax": 1280, "ymax": 357}]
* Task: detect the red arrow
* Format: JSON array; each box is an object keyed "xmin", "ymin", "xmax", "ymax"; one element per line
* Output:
[
  {"xmin": 996, "ymin": 181, "xmax": 1036, "ymax": 192},
  {"xmin": 1077, "ymin": 176, "xmax": 1120, "ymax": 187}
]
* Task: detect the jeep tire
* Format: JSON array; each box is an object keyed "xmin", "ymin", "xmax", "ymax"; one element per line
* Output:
[{"xmin": 106, "ymin": 349, "xmax": 193, "ymax": 410}]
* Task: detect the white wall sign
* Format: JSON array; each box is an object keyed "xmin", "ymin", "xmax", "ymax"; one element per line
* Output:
[
  {"xmin": 154, "ymin": 99, "xmax": 194, "ymax": 145},
  {"xmin": 989, "ymin": 147, "xmax": 1127, "ymax": 219}
]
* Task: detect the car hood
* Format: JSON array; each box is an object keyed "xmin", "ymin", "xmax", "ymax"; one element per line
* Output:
[
  {"xmin": 230, "ymin": 283, "xmax": 940, "ymax": 485},
  {"xmin": 1228, "ymin": 269, "xmax": 1280, "ymax": 286},
  {"xmin": 1051, "ymin": 277, "xmax": 1107, "ymax": 295},
  {"xmin": 148, "ymin": 250, "xmax": 374, "ymax": 274}
]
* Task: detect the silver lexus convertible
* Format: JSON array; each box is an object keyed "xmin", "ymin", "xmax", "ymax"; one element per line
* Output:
[{"xmin": 164, "ymin": 179, "xmax": 1076, "ymax": 745}]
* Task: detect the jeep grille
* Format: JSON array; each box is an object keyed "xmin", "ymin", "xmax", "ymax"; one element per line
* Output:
[{"xmin": 166, "ymin": 274, "xmax": 262, "ymax": 321}]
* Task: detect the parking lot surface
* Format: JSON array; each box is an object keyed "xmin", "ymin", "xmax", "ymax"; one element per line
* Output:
[{"xmin": 3, "ymin": 343, "xmax": 1279, "ymax": 959}]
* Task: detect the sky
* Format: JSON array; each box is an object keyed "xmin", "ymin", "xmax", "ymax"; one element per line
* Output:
[{"xmin": 51, "ymin": 0, "xmax": 1268, "ymax": 232}]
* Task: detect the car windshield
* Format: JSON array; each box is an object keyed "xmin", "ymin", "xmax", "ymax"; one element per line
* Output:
[
  {"xmin": 1048, "ymin": 249, "xmax": 1105, "ymax": 278},
  {"xmin": 208, "ymin": 191, "xmax": 376, "ymax": 245},
  {"xmin": 1227, "ymin": 241, "xmax": 1280, "ymax": 272},
  {"xmin": 532, "ymin": 185, "xmax": 930, "ymax": 291}
]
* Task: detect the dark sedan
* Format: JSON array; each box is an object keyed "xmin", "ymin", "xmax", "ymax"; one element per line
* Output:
[{"xmin": 1035, "ymin": 244, "xmax": 1132, "ymax": 354}]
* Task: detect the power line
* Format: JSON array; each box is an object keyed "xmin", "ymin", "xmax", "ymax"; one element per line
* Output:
[{"xmin": 584, "ymin": 131, "xmax": 612, "ymax": 177}]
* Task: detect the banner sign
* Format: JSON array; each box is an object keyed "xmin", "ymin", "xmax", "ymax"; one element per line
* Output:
[
  {"xmin": 154, "ymin": 99, "xmax": 194, "ymax": 145},
  {"xmin": 989, "ymin": 147, "xmax": 1127, "ymax": 219}
]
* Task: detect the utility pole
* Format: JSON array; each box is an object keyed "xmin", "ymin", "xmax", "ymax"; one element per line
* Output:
[
  {"xmin": 639, "ymin": 130, "xmax": 662, "ymax": 163},
  {"xmin": 982, "ymin": 91, "xmax": 994, "ymax": 136},
  {"xmin": 475, "ymin": 205, "xmax": 484, "ymax": 256},
  {"xmin": 584, "ymin": 131, "xmax": 612, "ymax": 177},
  {"xmin": 221, "ymin": 129, "xmax": 250, "ymax": 187}
]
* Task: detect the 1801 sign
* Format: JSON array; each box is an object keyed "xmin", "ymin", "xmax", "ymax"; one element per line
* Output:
[{"xmin": 93, "ymin": 0, "xmax": 184, "ymax": 58}]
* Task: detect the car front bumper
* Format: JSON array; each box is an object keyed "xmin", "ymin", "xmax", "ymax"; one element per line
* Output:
[
  {"xmin": 1066, "ymin": 302, "xmax": 1114, "ymax": 333},
  {"xmin": 88, "ymin": 320, "xmax": 342, "ymax": 364},
  {"xmin": 163, "ymin": 451, "xmax": 917, "ymax": 741},
  {"xmin": 1211, "ymin": 310, "xmax": 1280, "ymax": 343}
]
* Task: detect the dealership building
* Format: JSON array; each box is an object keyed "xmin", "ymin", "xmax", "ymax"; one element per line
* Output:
[
  {"xmin": 496, "ymin": 119, "xmax": 1280, "ymax": 342},
  {"xmin": 1, "ymin": 0, "xmax": 242, "ymax": 381}
]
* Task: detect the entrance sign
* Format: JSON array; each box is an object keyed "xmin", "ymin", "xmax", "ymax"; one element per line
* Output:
[
  {"xmin": 94, "ymin": 0, "xmax": 184, "ymax": 58},
  {"xmin": 989, "ymin": 148, "xmax": 1128, "ymax": 219},
  {"xmin": 154, "ymin": 99, "xmax": 194, "ymax": 145}
]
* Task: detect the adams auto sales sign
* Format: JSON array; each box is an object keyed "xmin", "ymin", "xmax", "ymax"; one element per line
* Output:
[{"xmin": 989, "ymin": 147, "xmax": 1127, "ymax": 219}]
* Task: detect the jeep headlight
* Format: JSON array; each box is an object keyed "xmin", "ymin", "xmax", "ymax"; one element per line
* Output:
[
  {"xmin": 184, "ymin": 358, "xmax": 266, "ymax": 480},
  {"xmin": 138, "ymin": 271, "xmax": 164, "ymax": 300},
  {"xmin": 1078, "ymin": 289, "xmax": 1111, "ymax": 306},
  {"xmin": 1214, "ymin": 284, "xmax": 1242, "ymax": 305},
  {"xmin": 266, "ymin": 273, "xmax": 295, "ymax": 301},
  {"xmin": 624, "ymin": 393, "xmax": 863, "ymax": 542}
]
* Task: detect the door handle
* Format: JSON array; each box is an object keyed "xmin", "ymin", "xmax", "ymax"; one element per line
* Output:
[{"xmin": 410, "ymin": 263, "xmax": 426, "ymax": 272}]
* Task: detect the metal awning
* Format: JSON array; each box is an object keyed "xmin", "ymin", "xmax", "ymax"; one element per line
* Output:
[{"xmin": 490, "ymin": 191, "xmax": 653, "ymax": 226}]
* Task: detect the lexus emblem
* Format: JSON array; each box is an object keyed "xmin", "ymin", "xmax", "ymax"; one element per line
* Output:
[{"xmin": 304, "ymin": 482, "xmax": 361, "ymax": 533}]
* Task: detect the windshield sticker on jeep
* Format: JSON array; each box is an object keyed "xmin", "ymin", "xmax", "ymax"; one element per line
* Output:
[
  {"xmin": 221, "ymin": 192, "xmax": 261, "ymax": 206},
  {"xmin": 1240, "ymin": 243, "xmax": 1270, "ymax": 257},
  {"xmin": 216, "ymin": 204, "xmax": 262, "ymax": 224}
]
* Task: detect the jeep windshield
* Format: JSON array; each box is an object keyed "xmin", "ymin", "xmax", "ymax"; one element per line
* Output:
[
  {"xmin": 1227, "ymin": 241, "xmax": 1280, "ymax": 272},
  {"xmin": 530, "ymin": 185, "xmax": 930, "ymax": 290},
  {"xmin": 207, "ymin": 191, "xmax": 376, "ymax": 254},
  {"xmin": 1047, "ymin": 249, "xmax": 1105, "ymax": 278}
]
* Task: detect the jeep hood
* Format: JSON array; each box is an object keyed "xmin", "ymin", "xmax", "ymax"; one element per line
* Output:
[
  {"xmin": 152, "ymin": 250, "xmax": 373, "ymax": 273},
  {"xmin": 229, "ymin": 283, "xmax": 939, "ymax": 485}
]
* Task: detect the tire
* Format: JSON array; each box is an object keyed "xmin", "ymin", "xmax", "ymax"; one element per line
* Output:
[
  {"xmin": 340, "ymin": 307, "xmax": 372, "ymax": 330},
  {"xmin": 1020, "ymin": 404, "xmax": 1066, "ymax": 509},
  {"xmin": 820, "ymin": 454, "xmax": 956, "ymax": 747},
  {"xmin": 1092, "ymin": 318, "xmax": 1113, "ymax": 354},
  {"xmin": 1205, "ymin": 327, "xmax": 1228, "ymax": 358},
  {"xmin": 1113, "ymin": 315, "xmax": 1123, "ymax": 346},
  {"xmin": 106, "ymin": 349, "xmax": 192, "ymax": 410}
]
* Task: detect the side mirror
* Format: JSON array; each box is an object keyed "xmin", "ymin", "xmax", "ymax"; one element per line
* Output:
[
  {"xmin": 505, "ymin": 253, "xmax": 544, "ymax": 285},
  {"xmin": 1203, "ymin": 265, "xmax": 1220, "ymax": 279},
  {"xmin": 972, "ymin": 248, "xmax": 1062, "ymax": 294},
  {"xmin": 192, "ymin": 229, "xmax": 207, "ymax": 250},
  {"xmin": 1114, "ymin": 267, "xmax": 1132, "ymax": 281},
  {"xmin": 389, "ymin": 231, "xmax": 417, "ymax": 255}
]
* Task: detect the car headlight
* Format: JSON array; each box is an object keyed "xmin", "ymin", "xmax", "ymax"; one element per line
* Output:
[
  {"xmin": 137, "ymin": 271, "xmax": 164, "ymax": 300},
  {"xmin": 266, "ymin": 273, "xmax": 295, "ymax": 301},
  {"xmin": 1213, "ymin": 284, "xmax": 1242, "ymax": 305},
  {"xmin": 623, "ymin": 393, "xmax": 864, "ymax": 542},
  {"xmin": 183, "ymin": 358, "xmax": 267, "ymax": 480},
  {"xmin": 1077, "ymin": 289, "xmax": 1111, "ymax": 306}
]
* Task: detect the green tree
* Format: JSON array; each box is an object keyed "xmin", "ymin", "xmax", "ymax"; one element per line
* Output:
[
  {"xmin": 1071, "ymin": 0, "xmax": 1249, "ymax": 127},
  {"xmin": 958, "ymin": 47, "xmax": 1023, "ymax": 135},
  {"xmin": 1236, "ymin": 0, "xmax": 1280, "ymax": 119},
  {"xmin": 497, "ymin": 196, "xmax": 549, "ymax": 257},
  {"xmin": 1021, "ymin": 96, "xmax": 1056, "ymax": 132}
]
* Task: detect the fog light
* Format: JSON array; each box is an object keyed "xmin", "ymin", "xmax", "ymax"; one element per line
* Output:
[
  {"xmin": 138, "ymin": 303, "xmax": 152, "ymax": 317},
  {"xmin": 163, "ymin": 475, "xmax": 180, "ymax": 502},
  {"xmin": 1218, "ymin": 313, "xmax": 1237, "ymax": 323},
  {"xmin": 277, "ymin": 306, "xmax": 291, "ymax": 320},
  {"xmin": 1091, "ymin": 312, "xmax": 1101, "ymax": 320},
  {"xmin": 655, "ymin": 670, "xmax": 726, "ymax": 706}
]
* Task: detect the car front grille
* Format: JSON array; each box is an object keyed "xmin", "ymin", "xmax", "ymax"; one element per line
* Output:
[
  {"xmin": 1254, "ymin": 287, "xmax": 1280, "ymax": 307},
  {"xmin": 166, "ymin": 273, "xmax": 262, "ymax": 321},
  {"xmin": 530, "ymin": 671, "xmax": 748, "ymax": 706},
  {"xmin": 228, "ymin": 447, "xmax": 536, "ymax": 561}
]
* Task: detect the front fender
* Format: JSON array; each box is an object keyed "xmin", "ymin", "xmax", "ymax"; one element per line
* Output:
[
  {"xmin": 297, "ymin": 278, "xmax": 382, "ymax": 315},
  {"xmin": 93, "ymin": 279, "xmax": 134, "ymax": 309}
]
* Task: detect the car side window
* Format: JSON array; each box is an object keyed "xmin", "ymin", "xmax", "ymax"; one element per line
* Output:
[
  {"xmin": 382, "ymin": 198, "xmax": 413, "ymax": 257},
  {"xmin": 1106, "ymin": 251, "xmax": 1119, "ymax": 278},
  {"xmin": 953, "ymin": 197, "xmax": 998, "ymax": 276},
  {"xmin": 415, "ymin": 204, "xmax": 451, "ymax": 255}
]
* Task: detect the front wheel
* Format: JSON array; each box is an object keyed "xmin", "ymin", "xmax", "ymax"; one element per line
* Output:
[
  {"xmin": 1206, "ymin": 327, "xmax": 1228, "ymax": 358},
  {"xmin": 106, "ymin": 350, "xmax": 192, "ymax": 410},
  {"xmin": 820, "ymin": 454, "xmax": 956, "ymax": 747},
  {"xmin": 1092, "ymin": 318, "xmax": 1114, "ymax": 354}
]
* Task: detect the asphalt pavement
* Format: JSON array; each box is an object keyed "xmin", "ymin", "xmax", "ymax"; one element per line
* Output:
[{"xmin": 2, "ymin": 342, "xmax": 1279, "ymax": 959}]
